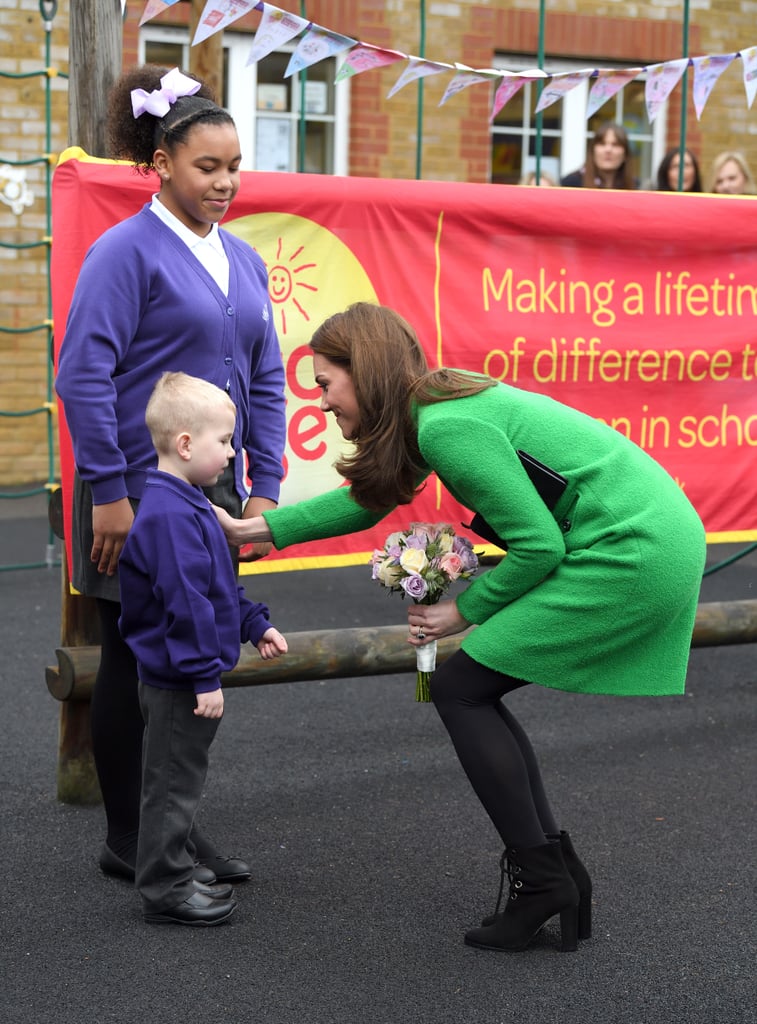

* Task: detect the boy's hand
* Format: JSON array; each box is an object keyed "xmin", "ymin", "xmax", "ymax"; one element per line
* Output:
[
  {"xmin": 256, "ymin": 627, "xmax": 288, "ymax": 660},
  {"xmin": 195, "ymin": 689, "xmax": 224, "ymax": 718}
]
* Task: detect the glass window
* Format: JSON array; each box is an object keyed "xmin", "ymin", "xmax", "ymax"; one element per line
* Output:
[{"xmin": 491, "ymin": 55, "xmax": 666, "ymax": 188}]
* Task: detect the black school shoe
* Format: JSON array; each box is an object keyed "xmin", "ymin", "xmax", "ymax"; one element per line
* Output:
[
  {"xmin": 143, "ymin": 890, "xmax": 237, "ymax": 927},
  {"xmin": 196, "ymin": 854, "xmax": 251, "ymax": 882}
]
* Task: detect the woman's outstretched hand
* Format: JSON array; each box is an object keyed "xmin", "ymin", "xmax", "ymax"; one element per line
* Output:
[
  {"xmin": 407, "ymin": 599, "xmax": 471, "ymax": 647},
  {"xmin": 213, "ymin": 505, "xmax": 272, "ymax": 548}
]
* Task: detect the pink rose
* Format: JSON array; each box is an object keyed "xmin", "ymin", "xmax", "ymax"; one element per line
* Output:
[{"xmin": 438, "ymin": 551, "xmax": 464, "ymax": 581}]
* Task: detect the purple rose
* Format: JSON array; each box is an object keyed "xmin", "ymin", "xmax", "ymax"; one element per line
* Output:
[
  {"xmin": 404, "ymin": 533, "xmax": 428, "ymax": 551},
  {"xmin": 400, "ymin": 573, "xmax": 429, "ymax": 600}
]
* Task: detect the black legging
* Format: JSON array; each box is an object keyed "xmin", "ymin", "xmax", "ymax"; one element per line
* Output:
[
  {"xmin": 431, "ymin": 650, "xmax": 559, "ymax": 848},
  {"xmin": 91, "ymin": 598, "xmax": 143, "ymax": 862}
]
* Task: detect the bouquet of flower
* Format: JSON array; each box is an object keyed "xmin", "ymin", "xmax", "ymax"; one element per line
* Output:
[{"xmin": 371, "ymin": 523, "xmax": 479, "ymax": 701}]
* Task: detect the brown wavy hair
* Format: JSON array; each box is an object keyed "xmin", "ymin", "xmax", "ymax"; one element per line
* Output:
[{"xmin": 310, "ymin": 303, "xmax": 495, "ymax": 510}]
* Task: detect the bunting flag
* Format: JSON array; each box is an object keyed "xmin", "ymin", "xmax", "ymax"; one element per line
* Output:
[
  {"xmin": 192, "ymin": 0, "xmax": 261, "ymax": 46},
  {"xmin": 335, "ymin": 43, "xmax": 407, "ymax": 83},
  {"xmin": 245, "ymin": 4, "xmax": 309, "ymax": 66},
  {"xmin": 534, "ymin": 69, "xmax": 594, "ymax": 114},
  {"xmin": 139, "ymin": 0, "xmax": 757, "ymax": 125},
  {"xmin": 644, "ymin": 58, "xmax": 689, "ymax": 123},
  {"xmin": 284, "ymin": 26, "xmax": 358, "ymax": 78},
  {"xmin": 691, "ymin": 53, "xmax": 737, "ymax": 120},
  {"xmin": 491, "ymin": 72, "xmax": 544, "ymax": 121},
  {"xmin": 139, "ymin": 0, "xmax": 180, "ymax": 27},
  {"xmin": 387, "ymin": 57, "xmax": 453, "ymax": 99},
  {"xmin": 740, "ymin": 45, "xmax": 757, "ymax": 107},
  {"xmin": 439, "ymin": 64, "xmax": 501, "ymax": 107},
  {"xmin": 586, "ymin": 68, "xmax": 643, "ymax": 119}
]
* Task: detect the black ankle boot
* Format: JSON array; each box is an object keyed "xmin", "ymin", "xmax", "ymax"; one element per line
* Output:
[
  {"xmin": 465, "ymin": 841, "xmax": 580, "ymax": 952},
  {"xmin": 481, "ymin": 830, "xmax": 592, "ymax": 940}
]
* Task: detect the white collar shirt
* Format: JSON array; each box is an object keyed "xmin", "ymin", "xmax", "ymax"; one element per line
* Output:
[{"xmin": 150, "ymin": 194, "xmax": 230, "ymax": 296}]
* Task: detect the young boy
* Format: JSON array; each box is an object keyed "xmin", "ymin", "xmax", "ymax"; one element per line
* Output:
[{"xmin": 118, "ymin": 372, "xmax": 287, "ymax": 927}]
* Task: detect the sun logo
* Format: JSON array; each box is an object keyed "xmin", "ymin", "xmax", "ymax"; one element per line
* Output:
[{"xmin": 267, "ymin": 237, "xmax": 317, "ymax": 336}]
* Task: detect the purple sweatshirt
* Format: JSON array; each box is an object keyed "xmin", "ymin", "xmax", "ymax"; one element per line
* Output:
[
  {"xmin": 55, "ymin": 204, "xmax": 286, "ymax": 505},
  {"xmin": 118, "ymin": 470, "xmax": 272, "ymax": 694}
]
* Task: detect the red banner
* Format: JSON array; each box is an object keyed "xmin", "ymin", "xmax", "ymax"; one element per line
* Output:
[{"xmin": 52, "ymin": 148, "xmax": 757, "ymax": 575}]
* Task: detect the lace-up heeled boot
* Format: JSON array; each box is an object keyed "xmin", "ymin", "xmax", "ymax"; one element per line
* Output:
[
  {"xmin": 465, "ymin": 841, "xmax": 580, "ymax": 952},
  {"xmin": 481, "ymin": 830, "xmax": 592, "ymax": 940}
]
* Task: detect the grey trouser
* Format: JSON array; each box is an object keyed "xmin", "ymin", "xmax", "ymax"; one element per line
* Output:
[{"xmin": 135, "ymin": 683, "xmax": 220, "ymax": 913}]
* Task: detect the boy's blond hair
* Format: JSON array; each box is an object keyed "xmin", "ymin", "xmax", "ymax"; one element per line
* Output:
[{"xmin": 145, "ymin": 371, "xmax": 236, "ymax": 453}]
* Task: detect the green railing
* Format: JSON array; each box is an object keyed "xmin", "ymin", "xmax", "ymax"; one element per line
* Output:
[{"xmin": 0, "ymin": 1, "xmax": 66, "ymax": 570}]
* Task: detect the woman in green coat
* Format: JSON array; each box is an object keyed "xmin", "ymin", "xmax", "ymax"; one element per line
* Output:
[{"xmin": 217, "ymin": 302, "xmax": 706, "ymax": 954}]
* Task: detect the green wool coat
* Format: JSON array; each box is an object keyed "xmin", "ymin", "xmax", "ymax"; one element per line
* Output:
[{"xmin": 264, "ymin": 382, "xmax": 706, "ymax": 697}]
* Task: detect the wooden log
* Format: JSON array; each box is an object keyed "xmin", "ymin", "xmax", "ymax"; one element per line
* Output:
[
  {"xmin": 47, "ymin": 625, "xmax": 464, "ymax": 702},
  {"xmin": 46, "ymin": 600, "xmax": 757, "ymax": 703}
]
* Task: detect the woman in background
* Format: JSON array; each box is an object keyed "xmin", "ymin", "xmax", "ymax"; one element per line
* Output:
[
  {"xmin": 709, "ymin": 151, "xmax": 756, "ymax": 195},
  {"xmin": 656, "ymin": 147, "xmax": 703, "ymax": 192},
  {"xmin": 561, "ymin": 122, "xmax": 637, "ymax": 190}
]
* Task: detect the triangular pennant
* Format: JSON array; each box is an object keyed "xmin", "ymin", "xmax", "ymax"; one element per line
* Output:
[
  {"xmin": 691, "ymin": 53, "xmax": 737, "ymax": 119},
  {"xmin": 139, "ymin": 0, "xmax": 181, "ymax": 27},
  {"xmin": 586, "ymin": 68, "xmax": 642, "ymax": 119},
  {"xmin": 246, "ymin": 4, "xmax": 310, "ymax": 66},
  {"xmin": 285, "ymin": 25, "xmax": 358, "ymax": 78},
  {"xmin": 534, "ymin": 69, "xmax": 595, "ymax": 113},
  {"xmin": 387, "ymin": 57, "xmax": 453, "ymax": 99},
  {"xmin": 335, "ymin": 43, "xmax": 407, "ymax": 83},
  {"xmin": 192, "ymin": 0, "xmax": 261, "ymax": 46},
  {"xmin": 491, "ymin": 74, "xmax": 528, "ymax": 120},
  {"xmin": 490, "ymin": 71, "xmax": 546, "ymax": 121},
  {"xmin": 439, "ymin": 64, "xmax": 500, "ymax": 107},
  {"xmin": 740, "ymin": 46, "xmax": 757, "ymax": 108},
  {"xmin": 644, "ymin": 58, "xmax": 689, "ymax": 124}
]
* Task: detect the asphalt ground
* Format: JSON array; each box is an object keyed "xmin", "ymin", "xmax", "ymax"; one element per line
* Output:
[{"xmin": 0, "ymin": 494, "xmax": 755, "ymax": 1024}]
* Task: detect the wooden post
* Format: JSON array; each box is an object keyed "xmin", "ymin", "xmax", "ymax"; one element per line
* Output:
[
  {"xmin": 189, "ymin": 0, "xmax": 224, "ymax": 100},
  {"xmin": 56, "ymin": 0, "xmax": 123, "ymax": 803}
]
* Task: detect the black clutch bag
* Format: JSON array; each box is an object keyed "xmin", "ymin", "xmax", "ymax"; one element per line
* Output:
[{"xmin": 464, "ymin": 450, "xmax": 568, "ymax": 550}]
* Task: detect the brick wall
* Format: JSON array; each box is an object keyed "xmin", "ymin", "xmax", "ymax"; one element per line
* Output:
[
  {"xmin": 0, "ymin": 0, "xmax": 69, "ymax": 486},
  {"xmin": 3, "ymin": 0, "xmax": 756, "ymax": 485}
]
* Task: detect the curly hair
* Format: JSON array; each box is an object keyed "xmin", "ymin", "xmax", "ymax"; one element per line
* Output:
[
  {"xmin": 106, "ymin": 64, "xmax": 234, "ymax": 174},
  {"xmin": 310, "ymin": 303, "xmax": 495, "ymax": 511}
]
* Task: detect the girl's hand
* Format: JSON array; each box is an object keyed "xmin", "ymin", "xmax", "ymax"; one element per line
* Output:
[
  {"xmin": 91, "ymin": 498, "xmax": 134, "ymax": 575},
  {"xmin": 407, "ymin": 599, "xmax": 471, "ymax": 646}
]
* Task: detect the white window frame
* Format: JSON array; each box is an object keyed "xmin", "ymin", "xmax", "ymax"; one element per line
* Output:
[
  {"xmin": 492, "ymin": 54, "xmax": 667, "ymax": 185},
  {"xmin": 139, "ymin": 26, "xmax": 350, "ymax": 174}
]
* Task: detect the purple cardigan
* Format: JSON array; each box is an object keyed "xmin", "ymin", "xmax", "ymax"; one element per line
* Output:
[
  {"xmin": 55, "ymin": 205, "xmax": 286, "ymax": 506},
  {"xmin": 118, "ymin": 470, "xmax": 273, "ymax": 694}
]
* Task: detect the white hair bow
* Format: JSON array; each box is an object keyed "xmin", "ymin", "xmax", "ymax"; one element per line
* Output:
[{"xmin": 131, "ymin": 67, "xmax": 202, "ymax": 119}]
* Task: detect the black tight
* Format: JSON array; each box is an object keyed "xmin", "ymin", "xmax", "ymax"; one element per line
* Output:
[
  {"xmin": 91, "ymin": 598, "xmax": 142, "ymax": 862},
  {"xmin": 431, "ymin": 650, "xmax": 558, "ymax": 848}
]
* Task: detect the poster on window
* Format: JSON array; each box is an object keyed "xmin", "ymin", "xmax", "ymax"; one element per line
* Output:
[{"xmin": 51, "ymin": 148, "xmax": 757, "ymax": 574}]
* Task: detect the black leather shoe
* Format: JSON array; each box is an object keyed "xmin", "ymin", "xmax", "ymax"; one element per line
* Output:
[
  {"xmin": 193, "ymin": 879, "xmax": 233, "ymax": 900},
  {"xmin": 99, "ymin": 844, "xmax": 218, "ymax": 885},
  {"xmin": 144, "ymin": 890, "xmax": 237, "ymax": 927},
  {"xmin": 192, "ymin": 862, "xmax": 218, "ymax": 885},
  {"xmin": 197, "ymin": 854, "xmax": 251, "ymax": 882}
]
